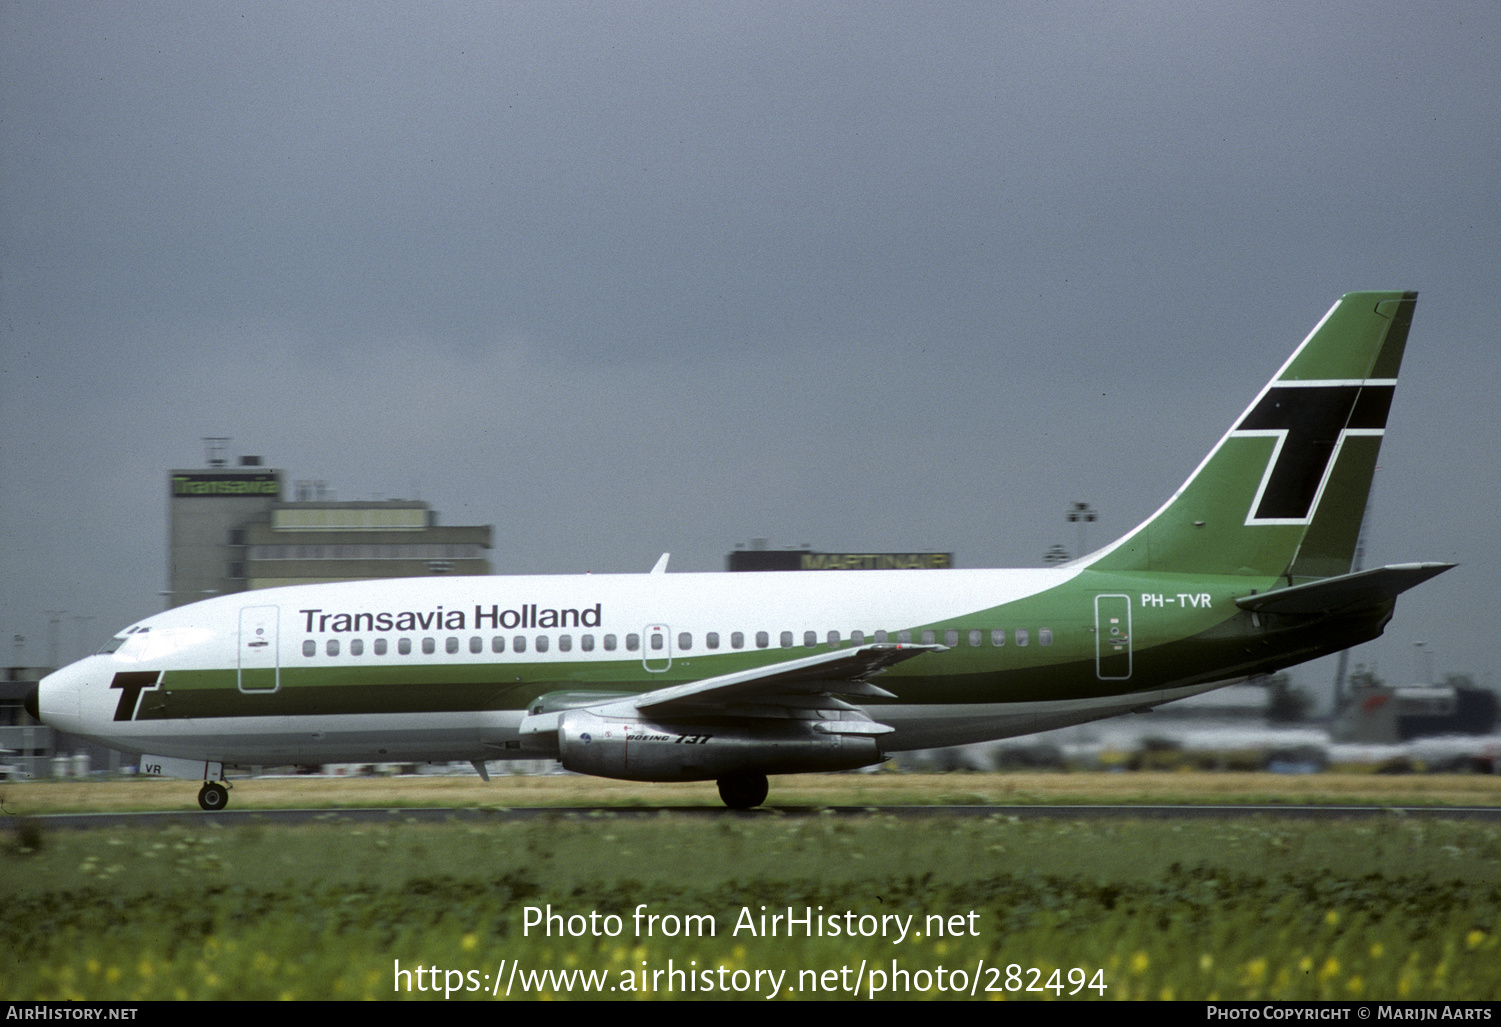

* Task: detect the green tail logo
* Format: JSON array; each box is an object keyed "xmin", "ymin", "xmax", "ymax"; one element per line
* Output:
[{"xmin": 1091, "ymin": 291, "xmax": 1418, "ymax": 581}]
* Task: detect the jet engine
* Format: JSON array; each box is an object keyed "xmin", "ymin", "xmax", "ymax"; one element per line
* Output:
[{"xmin": 551, "ymin": 707, "xmax": 883, "ymax": 782}]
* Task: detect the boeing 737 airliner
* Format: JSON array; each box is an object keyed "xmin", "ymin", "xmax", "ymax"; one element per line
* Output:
[{"xmin": 30, "ymin": 292, "xmax": 1451, "ymax": 809}]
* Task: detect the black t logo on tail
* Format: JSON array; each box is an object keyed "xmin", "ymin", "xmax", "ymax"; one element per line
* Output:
[{"xmin": 1234, "ymin": 383, "xmax": 1393, "ymax": 522}]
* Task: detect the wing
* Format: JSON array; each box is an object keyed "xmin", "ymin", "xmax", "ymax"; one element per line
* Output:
[
  {"xmin": 632, "ymin": 642, "xmax": 942, "ymax": 711},
  {"xmin": 518, "ymin": 643, "xmax": 944, "ymax": 744}
]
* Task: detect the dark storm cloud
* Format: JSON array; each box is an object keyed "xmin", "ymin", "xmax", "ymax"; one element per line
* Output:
[{"xmin": 2, "ymin": 2, "xmax": 1497, "ymax": 695}]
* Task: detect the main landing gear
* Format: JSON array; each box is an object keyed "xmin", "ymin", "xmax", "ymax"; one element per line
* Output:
[
  {"xmin": 716, "ymin": 771, "xmax": 769, "ymax": 810},
  {"xmin": 197, "ymin": 780, "xmax": 230, "ymax": 811}
]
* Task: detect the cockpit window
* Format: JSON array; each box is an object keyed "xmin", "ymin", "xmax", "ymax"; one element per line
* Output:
[{"xmin": 98, "ymin": 624, "xmax": 151, "ymax": 654}]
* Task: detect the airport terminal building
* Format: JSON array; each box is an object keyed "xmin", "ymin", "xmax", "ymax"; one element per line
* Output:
[{"xmin": 168, "ymin": 456, "xmax": 491, "ymax": 607}]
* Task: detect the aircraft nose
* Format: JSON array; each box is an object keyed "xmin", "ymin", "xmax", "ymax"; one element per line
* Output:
[{"xmin": 36, "ymin": 663, "xmax": 84, "ymax": 731}]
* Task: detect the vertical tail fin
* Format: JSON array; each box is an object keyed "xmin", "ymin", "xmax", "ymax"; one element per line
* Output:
[{"xmin": 1089, "ymin": 292, "xmax": 1418, "ymax": 581}]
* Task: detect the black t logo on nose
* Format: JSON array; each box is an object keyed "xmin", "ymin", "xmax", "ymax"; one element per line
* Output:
[{"xmin": 110, "ymin": 671, "xmax": 162, "ymax": 721}]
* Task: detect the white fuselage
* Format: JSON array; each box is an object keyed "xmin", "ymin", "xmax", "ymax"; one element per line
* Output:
[{"xmin": 37, "ymin": 565, "xmax": 1230, "ymax": 768}]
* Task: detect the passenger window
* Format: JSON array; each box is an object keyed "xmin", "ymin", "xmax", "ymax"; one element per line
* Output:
[
  {"xmin": 827, "ymin": 630, "xmax": 840, "ymax": 648},
  {"xmin": 374, "ymin": 638, "xmax": 387, "ymax": 656},
  {"xmin": 423, "ymin": 638, "xmax": 436, "ymax": 655},
  {"xmin": 605, "ymin": 634, "xmax": 619, "ymax": 651},
  {"xmin": 327, "ymin": 639, "xmax": 341, "ymax": 657},
  {"xmin": 678, "ymin": 632, "xmax": 692, "ymax": 650},
  {"xmin": 626, "ymin": 634, "xmax": 640, "ymax": 652},
  {"xmin": 1016, "ymin": 629, "xmax": 1029, "ymax": 647},
  {"xmin": 921, "ymin": 630, "xmax": 936, "ymax": 645},
  {"xmin": 399, "ymin": 638, "xmax": 412, "ymax": 655},
  {"xmin": 875, "ymin": 630, "xmax": 888, "ymax": 643},
  {"xmin": 351, "ymin": 639, "xmax": 364, "ymax": 656},
  {"xmin": 491, "ymin": 636, "xmax": 505, "ymax": 653},
  {"xmin": 803, "ymin": 630, "xmax": 817, "ymax": 648},
  {"xmin": 755, "ymin": 631, "xmax": 769, "ymax": 649},
  {"xmin": 992, "ymin": 629, "xmax": 1005, "ymax": 647},
  {"xmin": 851, "ymin": 630, "xmax": 865, "ymax": 646},
  {"xmin": 303, "ymin": 640, "xmax": 316, "ymax": 657},
  {"xmin": 1039, "ymin": 628, "xmax": 1053, "ymax": 646},
  {"xmin": 446, "ymin": 637, "xmax": 459, "ymax": 655},
  {"xmin": 558, "ymin": 635, "xmax": 572, "ymax": 652},
  {"xmin": 650, "ymin": 633, "xmax": 664, "ymax": 651},
  {"xmin": 581, "ymin": 634, "xmax": 595, "ymax": 651},
  {"xmin": 536, "ymin": 636, "xmax": 549, "ymax": 653},
  {"xmin": 898, "ymin": 630, "xmax": 911, "ymax": 644},
  {"xmin": 731, "ymin": 631, "xmax": 744, "ymax": 649},
  {"xmin": 944, "ymin": 629, "xmax": 958, "ymax": 647},
  {"xmin": 513, "ymin": 636, "xmax": 527, "ymax": 653},
  {"xmin": 706, "ymin": 632, "xmax": 720, "ymax": 650},
  {"xmin": 780, "ymin": 631, "xmax": 794, "ymax": 648},
  {"xmin": 968, "ymin": 629, "xmax": 981, "ymax": 647}
]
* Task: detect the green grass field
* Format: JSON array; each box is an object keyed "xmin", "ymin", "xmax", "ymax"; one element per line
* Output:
[{"xmin": 3, "ymin": 786, "xmax": 1499, "ymax": 1000}]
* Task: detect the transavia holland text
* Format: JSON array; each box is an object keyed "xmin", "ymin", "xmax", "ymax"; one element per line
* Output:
[{"xmin": 299, "ymin": 603, "xmax": 603, "ymax": 633}]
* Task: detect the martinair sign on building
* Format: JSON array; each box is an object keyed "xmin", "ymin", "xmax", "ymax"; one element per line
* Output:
[
  {"xmin": 171, "ymin": 472, "xmax": 282, "ymax": 498},
  {"xmin": 727, "ymin": 551, "xmax": 954, "ymax": 572}
]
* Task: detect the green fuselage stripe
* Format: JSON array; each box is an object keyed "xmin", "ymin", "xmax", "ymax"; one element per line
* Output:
[{"xmin": 131, "ymin": 571, "xmax": 1396, "ymax": 720}]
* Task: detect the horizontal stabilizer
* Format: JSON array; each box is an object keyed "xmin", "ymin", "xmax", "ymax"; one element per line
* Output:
[{"xmin": 1235, "ymin": 562, "xmax": 1455, "ymax": 616}]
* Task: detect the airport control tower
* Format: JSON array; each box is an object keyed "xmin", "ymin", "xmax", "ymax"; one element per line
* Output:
[
  {"xmin": 167, "ymin": 441, "xmax": 283, "ymax": 608},
  {"xmin": 167, "ymin": 439, "xmax": 492, "ymax": 609}
]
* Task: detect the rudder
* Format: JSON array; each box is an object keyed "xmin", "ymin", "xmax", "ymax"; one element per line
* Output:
[{"xmin": 1089, "ymin": 291, "xmax": 1418, "ymax": 580}]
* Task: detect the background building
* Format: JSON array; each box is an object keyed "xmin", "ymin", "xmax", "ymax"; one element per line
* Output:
[
  {"xmin": 168, "ymin": 444, "xmax": 491, "ymax": 607},
  {"xmin": 727, "ymin": 539, "xmax": 952, "ymax": 572},
  {"xmin": 0, "ymin": 667, "xmax": 54, "ymax": 779},
  {"xmin": 244, "ymin": 501, "xmax": 491, "ymax": 588},
  {"xmin": 167, "ymin": 455, "xmax": 283, "ymax": 607}
]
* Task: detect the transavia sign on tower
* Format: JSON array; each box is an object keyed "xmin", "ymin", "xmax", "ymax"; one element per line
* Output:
[{"xmin": 171, "ymin": 472, "xmax": 282, "ymax": 497}]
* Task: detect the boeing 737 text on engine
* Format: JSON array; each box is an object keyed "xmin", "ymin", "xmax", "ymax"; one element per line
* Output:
[{"xmin": 30, "ymin": 292, "xmax": 1452, "ymax": 809}]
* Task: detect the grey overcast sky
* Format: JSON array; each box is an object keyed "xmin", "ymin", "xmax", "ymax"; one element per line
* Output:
[{"xmin": 3, "ymin": 2, "xmax": 1497, "ymax": 700}]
